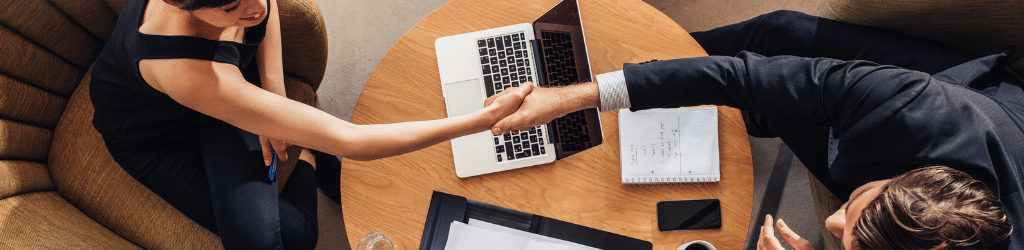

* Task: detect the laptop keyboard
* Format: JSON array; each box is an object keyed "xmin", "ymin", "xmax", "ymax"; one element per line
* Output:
[
  {"xmin": 540, "ymin": 30, "xmax": 593, "ymax": 153},
  {"xmin": 478, "ymin": 33, "xmax": 547, "ymax": 163},
  {"xmin": 553, "ymin": 110, "xmax": 592, "ymax": 152}
]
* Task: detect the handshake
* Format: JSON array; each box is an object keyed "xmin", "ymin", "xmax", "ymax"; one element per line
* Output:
[{"xmin": 480, "ymin": 82, "xmax": 601, "ymax": 135}]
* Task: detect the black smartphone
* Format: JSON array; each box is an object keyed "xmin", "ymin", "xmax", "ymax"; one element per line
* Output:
[{"xmin": 657, "ymin": 198, "xmax": 722, "ymax": 231}]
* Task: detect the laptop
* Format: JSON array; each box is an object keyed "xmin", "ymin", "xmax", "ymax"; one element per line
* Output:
[{"xmin": 435, "ymin": 0, "xmax": 603, "ymax": 178}]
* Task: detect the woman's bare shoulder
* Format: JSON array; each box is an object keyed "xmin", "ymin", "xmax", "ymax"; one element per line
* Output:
[{"xmin": 138, "ymin": 58, "xmax": 241, "ymax": 94}]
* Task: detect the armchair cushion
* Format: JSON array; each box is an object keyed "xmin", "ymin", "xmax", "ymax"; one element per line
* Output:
[
  {"xmin": 48, "ymin": 70, "xmax": 223, "ymax": 249},
  {"xmin": 0, "ymin": 120, "xmax": 50, "ymax": 162},
  {"xmin": 0, "ymin": 192, "xmax": 141, "ymax": 249},
  {"xmin": 0, "ymin": 161, "xmax": 53, "ymax": 201},
  {"xmin": 0, "ymin": 23, "xmax": 84, "ymax": 97},
  {"xmin": 816, "ymin": 0, "xmax": 1024, "ymax": 76},
  {"xmin": 0, "ymin": 74, "xmax": 67, "ymax": 129},
  {"xmin": 0, "ymin": 0, "xmax": 103, "ymax": 68},
  {"xmin": 279, "ymin": 0, "xmax": 329, "ymax": 91},
  {"xmin": 48, "ymin": 0, "xmax": 119, "ymax": 41}
]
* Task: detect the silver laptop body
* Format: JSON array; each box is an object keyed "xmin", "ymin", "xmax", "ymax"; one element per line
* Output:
[{"xmin": 436, "ymin": 0, "xmax": 603, "ymax": 178}]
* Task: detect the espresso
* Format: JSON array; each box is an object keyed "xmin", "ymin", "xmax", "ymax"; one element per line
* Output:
[{"xmin": 685, "ymin": 245, "xmax": 710, "ymax": 250}]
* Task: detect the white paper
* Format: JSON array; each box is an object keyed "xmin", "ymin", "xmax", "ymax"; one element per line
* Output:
[
  {"xmin": 619, "ymin": 107, "xmax": 720, "ymax": 184},
  {"xmin": 444, "ymin": 219, "xmax": 599, "ymax": 250}
]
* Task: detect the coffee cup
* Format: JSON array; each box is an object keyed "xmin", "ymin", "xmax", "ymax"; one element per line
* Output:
[{"xmin": 677, "ymin": 240, "xmax": 715, "ymax": 250}]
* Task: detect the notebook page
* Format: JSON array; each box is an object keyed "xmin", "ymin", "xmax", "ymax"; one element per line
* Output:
[{"xmin": 619, "ymin": 107, "xmax": 719, "ymax": 184}]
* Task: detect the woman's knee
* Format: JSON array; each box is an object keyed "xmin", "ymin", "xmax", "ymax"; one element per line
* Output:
[
  {"xmin": 757, "ymin": 10, "xmax": 810, "ymax": 24},
  {"xmin": 220, "ymin": 230, "xmax": 282, "ymax": 250},
  {"xmin": 280, "ymin": 216, "xmax": 318, "ymax": 250},
  {"xmin": 220, "ymin": 218, "xmax": 316, "ymax": 250},
  {"xmin": 752, "ymin": 10, "xmax": 814, "ymax": 34}
]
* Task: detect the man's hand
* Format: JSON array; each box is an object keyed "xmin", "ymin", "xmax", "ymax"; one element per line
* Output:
[
  {"xmin": 260, "ymin": 135, "xmax": 291, "ymax": 166},
  {"xmin": 482, "ymin": 83, "xmax": 533, "ymax": 126},
  {"xmin": 484, "ymin": 82, "xmax": 600, "ymax": 135},
  {"xmin": 758, "ymin": 214, "xmax": 814, "ymax": 250}
]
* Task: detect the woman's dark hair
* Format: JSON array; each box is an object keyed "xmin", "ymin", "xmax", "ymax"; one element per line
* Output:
[
  {"xmin": 165, "ymin": 0, "xmax": 238, "ymax": 11},
  {"xmin": 853, "ymin": 165, "xmax": 1012, "ymax": 250}
]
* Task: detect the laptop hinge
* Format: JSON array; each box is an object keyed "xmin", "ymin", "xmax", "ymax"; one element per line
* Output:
[{"xmin": 529, "ymin": 39, "xmax": 548, "ymax": 87}]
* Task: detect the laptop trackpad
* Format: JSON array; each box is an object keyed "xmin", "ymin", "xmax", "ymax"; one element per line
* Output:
[{"xmin": 444, "ymin": 79, "xmax": 485, "ymax": 117}]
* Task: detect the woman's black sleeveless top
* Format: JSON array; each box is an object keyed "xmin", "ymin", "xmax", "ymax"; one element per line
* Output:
[{"xmin": 91, "ymin": 0, "xmax": 268, "ymax": 153}]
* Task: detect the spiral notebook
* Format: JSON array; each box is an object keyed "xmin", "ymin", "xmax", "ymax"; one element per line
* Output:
[{"xmin": 618, "ymin": 107, "xmax": 719, "ymax": 184}]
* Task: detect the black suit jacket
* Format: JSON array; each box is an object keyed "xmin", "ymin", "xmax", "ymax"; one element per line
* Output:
[{"xmin": 622, "ymin": 51, "xmax": 1024, "ymax": 247}]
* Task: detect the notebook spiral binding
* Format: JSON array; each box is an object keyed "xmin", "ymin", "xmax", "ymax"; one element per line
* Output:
[{"xmin": 622, "ymin": 176, "xmax": 720, "ymax": 185}]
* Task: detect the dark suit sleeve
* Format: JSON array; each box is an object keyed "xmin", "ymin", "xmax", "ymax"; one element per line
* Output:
[{"xmin": 624, "ymin": 52, "xmax": 932, "ymax": 133}]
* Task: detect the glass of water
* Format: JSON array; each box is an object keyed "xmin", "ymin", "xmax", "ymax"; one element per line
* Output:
[{"xmin": 357, "ymin": 232, "xmax": 396, "ymax": 250}]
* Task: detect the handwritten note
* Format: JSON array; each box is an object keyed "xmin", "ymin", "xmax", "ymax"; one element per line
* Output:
[
  {"xmin": 619, "ymin": 107, "xmax": 719, "ymax": 184},
  {"xmin": 627, "ymin": 118, "xmax": 682, "ymax": 172}
]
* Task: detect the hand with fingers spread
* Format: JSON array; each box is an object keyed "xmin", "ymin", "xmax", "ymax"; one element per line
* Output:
[
  {"xmin": 485, "ymin": 81, "xmax": 601, "ymax": 135},
  {"xmin": 758, "ymin": 214, "xmax": 814, "ymax": 250}
]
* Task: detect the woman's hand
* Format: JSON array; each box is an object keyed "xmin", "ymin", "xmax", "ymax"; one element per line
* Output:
[
  {"xmin": 260, "ymin": 135, "xmax": 291, "ymax": 166},
  {"xmin": 483, "ymin": 83, "xmax": 534, "ymax": 126},
  {"xmin": 758, "ymin": 214, "xmax": 814, "ymax": 250},
  {"xmin": 486, "ymin": 82, "xmax": 600, "ymax": 135}
]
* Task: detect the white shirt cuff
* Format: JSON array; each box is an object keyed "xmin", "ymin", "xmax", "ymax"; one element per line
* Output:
[{"xmin": 596, "ymin": 70, "xmax": 630, "ymax": 112}]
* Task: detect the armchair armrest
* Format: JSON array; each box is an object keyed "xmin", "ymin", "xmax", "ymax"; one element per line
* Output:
[{"xmin": 816, "ymin": 0, "xmax": 1023, "ymax": 75}]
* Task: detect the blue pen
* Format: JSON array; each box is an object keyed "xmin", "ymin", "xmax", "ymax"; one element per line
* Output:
[{"xmin": 268, "ymin": 151, "xmax": 278, "ymax": 181}]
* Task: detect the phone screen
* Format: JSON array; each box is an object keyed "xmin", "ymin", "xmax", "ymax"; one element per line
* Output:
[{"xmin": 657, "ymin": 199, "xmax": 722, "ymax": 231}]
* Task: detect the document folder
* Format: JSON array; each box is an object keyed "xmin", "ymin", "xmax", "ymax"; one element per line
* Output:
[{"xmin": 419, "ymin": 191, "xmax": 653, "ymax": 250}]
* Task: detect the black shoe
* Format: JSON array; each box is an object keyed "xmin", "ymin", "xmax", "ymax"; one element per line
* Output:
[{"xmin": 312, "ymin": 149, "xmax": 342, "ymax": 204}]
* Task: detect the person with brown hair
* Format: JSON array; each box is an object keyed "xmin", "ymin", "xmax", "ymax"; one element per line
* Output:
[
  {"xmin": 489, "ymin": 11, "xmax": 1022, "ymax": 249},
  {"xmin": 845, "ymin": 166, "xmax": 1012, "ymax": 249},
  {"xmin": 758, "ymin": 165, "xmax": 1012, "ymax": 250}
]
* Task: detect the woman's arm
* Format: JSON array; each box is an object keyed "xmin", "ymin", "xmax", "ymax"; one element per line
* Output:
[
  {"xmin": 139, "ymin": 59, "xmax": 531, "ymax": 161},
  {"xmin": 256, "ymin": 0, "xmax": 285, "ymax": 96},
  {"xmin": 255, "ymin": 0, "xmax": 290, "ymax": 164}
]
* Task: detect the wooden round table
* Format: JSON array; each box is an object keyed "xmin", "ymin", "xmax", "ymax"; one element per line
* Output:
[{"xmin": 342, "ymin": 0, "xmax": 754, "ymax": 249}]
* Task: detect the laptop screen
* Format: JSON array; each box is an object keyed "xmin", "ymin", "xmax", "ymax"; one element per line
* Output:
[
  {"xmin": 533, "ymin": 0, "xmax": 592, "ymax": 85},
  {"xmin": 534, "ymin": 0, "xmax": 581, "ymax": 28},
  {"xmin": 532, "ymin": 0, "xmax": 602, "ymax": 159}
]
